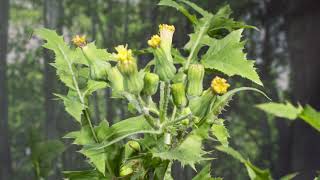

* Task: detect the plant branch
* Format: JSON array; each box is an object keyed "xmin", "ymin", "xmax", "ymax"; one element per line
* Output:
[{"xmin": 160, "ymin": 82, "xmax": 170, "ymax": 123}]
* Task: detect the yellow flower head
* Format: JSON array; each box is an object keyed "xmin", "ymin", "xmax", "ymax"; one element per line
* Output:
[
  {"xmin": 148, "ymin": 35, "xmax": 161, "ymax": 48},
  {"xmin": 114, "ymin": 45, "xmax": 134, "ymax": 62},
  {"xmin": 159, "ymin": 24, "xmax": 175, "ymax": 32},
  {"xmin": 211, "ymin": 76, "xmax": 230, "ymax": 94},
  {"xmin": 72, "ymin": 35, "xmax": 86, "ymax": 47}
]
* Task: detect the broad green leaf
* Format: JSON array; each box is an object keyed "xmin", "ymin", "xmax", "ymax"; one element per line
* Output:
[
  {"xmin": 256, "ymin": 102, "xmax": 303, "ymax": 120},
  {"xmin": 81, "ymin": 42, "xmax": 115, "ymax": 63},
  {"xmin": 211, "ymin": 119, "xmax": 230, "ymax": 147},
  {"xmin": 153, "ymin": 124, "xmax": 210, "ymax": 169},
  {"xmin": 158, "ymin": 0, "xmax": 197, "ymax": 24},
  {"xmin": 90, "ymin": 116, "xmax": 161, "ymax": 150},
  {"xmin": 280, "ymin": 173, "xmax": 299, "ymax": 180},
  {"xmin": 192, "ymin": 164, "xmax": 214, "ymax": 180},
  {"xmin": 299, "ymin": 105, "xmax": 320, "ymax": 132},
  {"xmin": 82, "ymin": 80, "xmax": 108, "ymax": 97},
  {"xmin": 201, "ymin": 29, "xmax": 262, "ymax": 85},
  {"xmin": 94, "ymin": 120, "xmax": 109, "ymax": 142},
  {"xmin": 216, "ymin": 146, "xmax": 272, "ymax": 180},
  {"xmin": 212, "ymin": 87, "xmax": 269, "ymax": 116},
  {"xmin": 54, "ymin": 92, "xmax": 85, "ymax": 123}
]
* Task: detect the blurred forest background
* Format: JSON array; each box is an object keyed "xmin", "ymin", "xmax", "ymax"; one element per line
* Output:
[{"xmin": 0, "ymin": 0, "xmax": 320, "ymax": 179}]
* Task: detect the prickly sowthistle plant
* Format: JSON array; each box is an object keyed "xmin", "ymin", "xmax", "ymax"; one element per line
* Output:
[{"xmin": 36, "ymin": 0, "xmax": 271, "ymax": 179}]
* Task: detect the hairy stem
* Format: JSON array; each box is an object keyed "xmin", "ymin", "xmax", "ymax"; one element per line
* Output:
[{"xmin": 160, "ymin": 82, "xmax": 170, "ymax": 123}]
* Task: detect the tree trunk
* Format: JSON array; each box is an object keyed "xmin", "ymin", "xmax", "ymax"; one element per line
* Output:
[
  {"xmin": 0, "ymin": 0, "xmax": 12, "ymax": 179},
  {"xmin": 286, "ymin": 0, "xmax": 320, "ymax": 179}
]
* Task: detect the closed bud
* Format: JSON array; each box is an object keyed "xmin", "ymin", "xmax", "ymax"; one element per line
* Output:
[
  {"xmin": 143, "ymin": 73, "xmax": 159, "ymax": 96},
  {"xmin": 181, "ymin": 119, "xmax": 190, "ymax": 126},
  {"xmin": 189, "ymin": 89, "xmax": 215, "ymax": 119},
  {"xmin": 117, "ymin": 60, "xmax": 138, "ymax": 76},
  {"xmin": 125, "ymin": 140, "xmax": 141, "ymax": 158},
  {"xmin": 154, "ymin": 48, "xmax": 176, "ymax": 81},
  {"xmin": 119, "ymin": 165, "xmax": 133, "ymax": 177},
  {"xmin": 171, "ymin": 83, "xmax": 187, "ymax": 107},
  {"xmin": 108, "ymin": 67, "xmax": 124, "ymax": 96},
  {"xmin": 187, "ymin": 64, "xmax": 205, "ymax": 96},
  {"xmin": 173, "ymin": 70, "xmax": 187, "ymax": 83},
  {"xmin": 89, "ymin": 61, "xmax": 110, "ymax": 81}
]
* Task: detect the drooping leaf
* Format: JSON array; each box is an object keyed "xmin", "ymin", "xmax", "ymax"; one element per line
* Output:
[
  {"xmin": 212, "ymin": 87, "xmax": 269, "ymax": 116},
  {"xmin": 216, "ymin": 146, "xmax": 273, "ymax": 180},
  {"xmin": 211, "ymin": 119, "xmax": 230, "ymax": 147},
  {"xmin": 299, "ymin": 105, "xmax": 320, "ymax": 132},
  {"xmin": 201, "ymin": 29, "xmax": 262, "ymax": 85},
  {"xmin": 192, "ymin": 164, "xmax": 214, "ymax": 180},
  {"xmin": 279, "ymin": 173, "xmax": 299, "ymax": 180},
  {"xmin": 158, "ymin": 0, "xmax": 197, "ymax": 24},
  {"xmin": 90, "ymin": 116, "xmax": 161, "ymax": 150},
  {"xmin": 256, "ymin": 102, "xmax": 303, "ymax": 120},
  {"xmin": 63, "ymin": 170, "xmax": 110, "ymax": 180},
  {"xmin": 179, "ymin": 0, "xmax": 210, "ymax": 17}
]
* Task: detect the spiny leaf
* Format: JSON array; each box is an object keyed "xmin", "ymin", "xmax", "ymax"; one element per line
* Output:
[
  {"xmin": 152, "ymin": 124, "xmax": 211, "ymax": 169},
  {"xmin": 64, "ymin": 126, "xmax": 95, "ymax": 145},
  {"xmin": 79, "ymin": 148, "xmax": 106, "ymax": 176},
  {"xmin": 299, "ymin": 105, "xmax": 320, "ymax": 132},
  {"xmin": 192, "ymin": 163, "xmax": 214, "ymax": 180},
  {"xmin": 54, "ymin": 91, "xmax": 85, "ymax": 123},
  {"xmin": 212, "ymin": 87, "xmax": 269, "ymax": 116},
  {"xmin": 256, "ymin": 102, "xmax": 302, "ymax": 120},
  {"xmin": 201, "ymin": 29, "xmax": 262, "ymax": 85},
  {"xmin": 211, "ymin": 119, "xmax": 230, "ymax": 147}
]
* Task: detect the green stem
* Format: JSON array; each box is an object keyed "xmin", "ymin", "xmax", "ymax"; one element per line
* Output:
[
  {"xmin": 163, "ymin": 113, "xmax": 192, "ymax": 127},
  {"xmin": 137, "ymin": 95, "xmax": 158, "ymax": 129},
  {"xmin": 171, "ymin": 106, "xmax": 177, "ymax": 121},
  {"xmin": 160, "ymin": 82, "xmax": 170, "ymax": 123},
  {"xmin": 84, "ymin": 110, "xmax": 99, "ymax": 143}
]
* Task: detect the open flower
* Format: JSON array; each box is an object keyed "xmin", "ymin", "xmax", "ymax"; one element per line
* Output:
[
  {"xmin": 148, "ymin": 35, "xmax": 161, "ymax": 48},
  {"xmin": 114, "ymin": 45, "xmax": 134, "ymax": 62},
  {"xmin": 211, "ymin": 76, "xmax": 230, "ymax": 94},
  {"xmin": 72, "ymin": 35, "xmax": 86, "ymax": 47}
]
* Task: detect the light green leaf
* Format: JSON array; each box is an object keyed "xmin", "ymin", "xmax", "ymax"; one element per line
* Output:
[
  {"xmin": 94, "ymin": 120, "xmax": 109, "ymax": 142},
  {"xmin": 64, "ymin": 126, "xmax": 95, "ymax": 145},
  {"xmin": 211, "ymin": 119, "xmax": 230, "ymax": 147},
  {"xmin": 81, "ymin": 42, "xmax": 115, "ymax": 63},
  {"xmin": 35, "ymin": 28, "xmax": 77, "ymax": 90},
  {"xmin": 201, "ymin": 29, "xmax": 262, "ymax": 85},
  {"xmin": 192, "ymin": 164, "xmax": 214, "ymax": 180},
  {"xmin": 179, "ymin": 0, "xmax": 210, "ymax": 17},
  {"xmin": 82, "ymin": 80, "xmax": 108, "ymax": 97},
  {"xmin": 299, "ymin": 105, "xmax": 320, "ymax": 132},
  {"xmin": 212, "ymin": 87, "xmax": 269, "ymax": 116},
  {"xmin": 256, "ymin": 102, "xmax": 303, "ymax": 120}
]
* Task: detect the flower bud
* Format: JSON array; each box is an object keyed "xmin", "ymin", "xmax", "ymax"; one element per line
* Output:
[
  {"xmin": 119, "ymin": 165, "xmax": 133, "ymax": 177},
  {"xmin": 108, "ymin": 67, "xmax": 124, "ymax": 96},
  {"xmin": 181, "ymin": 119, "xmax": 190, "ymax": 126},
  {"xmin": 172, "ymin": 71, "xmax": 187, "ymax": 83},
  {"xmin": 142, "ymin": 73, "xmax": 159, "ymax": 96},
  {"xmin": 187, "ymin": 64, "xmax": 205, "ymax": 96},
  {"xmin": 189, "ymin": 89, "xmax": 215, "ymax": 119},
  {"xmin": 117, "ymin": 60, "xmax": 138, "ymax": 76},
  {"xmin": 171, "ymin": 83, "xmax": 187, "ymax": 107},
  {"xmin": 154, "ymin": 48, "xmax": 176, "ymax": 81},
  {"xmin": 72, "ymin": 35, "xmax": 86, "ymax": 47},
  {"xmin": 89, "ymin": 61, "xmax": 111, "ymax": 81},
  {"xmin": 121, "ymin": 72, "xmax": 143, "ymax": 95},
  {"xmin": 159, "ymin": 24, "xmax": 175, "ymax": 57},
  {"xmin": 125, "ymin": 140, "xmax": 141, "ymax": 158}
]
